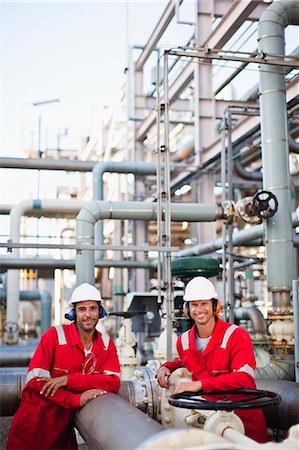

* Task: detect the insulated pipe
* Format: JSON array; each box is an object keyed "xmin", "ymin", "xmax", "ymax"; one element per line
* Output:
[
  {"xmin": 0, "ymin": 346, "xmax": 36, "ymax": 367},
  {"xmin": 256, "ymin": 356, "xmax": 295, "ymax": 381},
  {"xmin": 234, "ymin": 159, "xmax": 262, "ymax": 181},
  {"xmin": 0, "ymin": 157, "xmax": 96, "ymax": 171},
  {"xmin": 176, "ymin": 210, "xmax": 299, "ymax": 257},
  {"xmin": 1, "ymin": 368, "xmax": 299, "ymax": 434},
  {"xmin": 293, "ymin": 279, "xmax": 299, "ymax": 383},
  {"xmin": 40, "ymin": 290, "xmax": 52, "ymax": 333},
  {"xmin": 75, "ymin": 200, "xmax": 223, "ymax": 285},
  {"xmin": 0, "ymin": 289, "xmax": 52, "ymax": 334},
  {"xmin": 76, "ymin": 200, "xmax": 223, "ymax": 359},
  {"xmin": 0, "ymin": 368, "xmax": 27, "ymax": 415},
  {"xmin": 256, "ymin": 379, "xmax": 299, "ymax": 431},
  {"xmin": 75, "ymin": 393, "xmax": 164, "ymax": 450},
  {"xmin": 234, "ymin": 306, "xmax": 268, "ymax": 339},
  {"xmin": 0, "ymin": 258, "xmax": 151, "ymax": 270},
  {"xmin": 92, "ymin": 161, "xmax": 158, "ymax": 259},
  {"xmin": 258, "ymin": 0, "xmax": 299, "ymax": 310},
  {"xmin": 6, "ymin": 199, "xmax": 85, "ymax": 344}
]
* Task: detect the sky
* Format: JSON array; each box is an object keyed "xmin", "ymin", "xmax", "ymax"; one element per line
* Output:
[
  {"xmin": 1, "ymin": 1, "xmax": 176, "ymax": 158},
  {"xmin": 0, "ymin": 0, "xmax": 195, "ymax": 239},
  {"xmin": 1, "ymin": 0, "xmax": 186, "ymax": 209}
]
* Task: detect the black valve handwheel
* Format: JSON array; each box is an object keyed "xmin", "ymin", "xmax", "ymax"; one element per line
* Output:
[
  {"xmin": 252, "ymin": 190, "xmax": 278, "ymax": 220},
  {"xmin": 169, "ymin": 388, "xmax": 281, "ymax": 411}
]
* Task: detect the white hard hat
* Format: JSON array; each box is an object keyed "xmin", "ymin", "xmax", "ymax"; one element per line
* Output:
[
  {"xmin": 183, "ymin": 276, "xmax": 217, "ymax": 302},
  {"xmin": 71, "ymin": 283, "xmax": 103, "ymax": 304}
]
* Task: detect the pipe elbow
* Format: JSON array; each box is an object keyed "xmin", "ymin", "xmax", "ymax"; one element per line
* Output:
[{"xmin": 235, "ymin": 306, "xmax": 268, "ymax": 338}]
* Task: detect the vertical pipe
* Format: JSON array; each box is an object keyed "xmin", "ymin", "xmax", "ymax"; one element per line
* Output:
[
  {"xmin": 156, "ymin": 56, "xmax": 163, "ymax": 308},
  {"xmin": 40, "ymin": 290, "xmax": 52, "ymax": 333},
  {"xmin": 227, "ymin": 110, "xmax": 235, "ymax": 323},
  {"xmin": 221, "ymin": 117, "xmax": 228, "ymax": 320},
  {"xmin": 163, "ymin": 52, "xmax": 174, "ymax": 361},
  {"xmin": 258, "ymin": 1, "xmax": 299, "ymax": 311},
  {"xmin": 6, "ymin": 200, "xmax": 35, "ymax": 343},
  {"xmin": 292, "ymin": 279, "xmax": 299, "ymax": 383}
]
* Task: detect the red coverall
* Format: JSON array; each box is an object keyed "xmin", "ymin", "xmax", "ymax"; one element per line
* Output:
[
  {"xmin": 162, "ymin": 318, "xmax": 268, "ymax": 443},
  {"xmin": 7, "ymin": 322, "xmax": 121, "ymax": 450}
]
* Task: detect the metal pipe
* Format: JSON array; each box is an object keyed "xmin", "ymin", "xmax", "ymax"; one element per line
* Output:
[
  {"xmin": 0, "ymin": 157, "xmax": 96, "ymax": 171},
  {"xmin": 176, "ymin": 210, "xmax": 299, "ymax": 257},
  {"xmin": 0, "ymin": 346, "xmax": 36, "ymax": 368},
  {"xmin": 234, "ymin": 306, "xmax": 268, "ymax": 339},
  {"xmin": 6, "ymin": 199, "xmax": 85, "ymax": 344},
  {"xmin": 221, "ymin": 117, "xmax": 228, "ymax": 319},
  {"xmin": 75, "ymin": 392, "xmax": 164, "ymax": 450},
  {"xmin": 0, "ymin": 289, "xmax": 40, "ymax": 301},
  {"xmin": 156, "ymin": 54, "xmax": 163, "ymax": 313},
  {"xmin": 0, "ymin": 258, "xmax": 152, "ymax": 270},
  {"xmin": 75, "ymin": 200, "xmax": 224, "ymax": 285},
  {"xmin": 258, "ymin": 0, "xmax": 299, "ymax": 310},
  {"xmin": 2, "ymin": 367, "xmax": 299, "ymax": 435},
  {"xmin": 0, "ymin": 368, "xmax": 27, "ymax": 415},
  {"xmin": 234, "ymin": 159, "xmax": 262, "ymax": 181},
  {"xmin": 92, "ymin": 161, "xmax": 158, "ymax": 259},
  {"xmin": 227, "ymin": 110, "xmax": 235, "ymax": 323},
  {"xmin": 40, "ymin": 290, "xmax": 52, "ymax": 333},
  {"xmin": 293, "ymin": 279, "xmax": 299, "ymax": 383},
  {"xmin": 256, "ymin": 379, "xmax": 299, "ymax": 431},
  {"xmin": 163, "ymin": 52, "xmax": 174, "ymax": 361},
  {"xmin": 256, "ymin": 356, "xmax": 295, "ymax": 382},
  {"xmin": 0, "ymin": 289, "xmax": 52, "ymax": 334}
]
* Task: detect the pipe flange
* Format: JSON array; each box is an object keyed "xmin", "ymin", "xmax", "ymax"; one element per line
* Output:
[
  {"xmin": 222, "ymin": 201, "xmax": 236, "ymax": 224},
  {"xmin": 133, "ymin": 366, "xmax": 159, "ymax": 420},
  {"xmin": 236, "ymin": 197, "xmax": 262, "ymax": 224}
]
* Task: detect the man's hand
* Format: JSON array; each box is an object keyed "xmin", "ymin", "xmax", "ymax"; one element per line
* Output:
[
  {"xmin": 80, "ymin": 389, "xmax": 107, "ymax": 407},
  {"xmin": 157, "ymin": 366, "xmax": 171, "ymax": 388},
  {"xmin": 38, "ymin": 375, "xmax": 68, "ymax": 397},
  {"xmin": 174, "ymin": 380, "xmax": 202, "ymax": 395}
]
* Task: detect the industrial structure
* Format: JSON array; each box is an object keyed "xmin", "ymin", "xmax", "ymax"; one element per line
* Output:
[{"xmin": 1, "ymin": 0, "xmax": 299, "ymax": 449}]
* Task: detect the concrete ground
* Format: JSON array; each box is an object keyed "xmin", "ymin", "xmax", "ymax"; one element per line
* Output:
[{"xmin": 0, "ymin": 417, "xmax": 88, "ymax": 449}]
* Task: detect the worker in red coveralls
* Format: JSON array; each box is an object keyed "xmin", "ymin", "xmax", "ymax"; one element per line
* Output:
[
  {"xmin": 7, "ymin": 283, "xmax": 121, "ymax": 450},
  {"xmin": 157, "ymin": 276, "xmax": 268, "ymax": 443}
]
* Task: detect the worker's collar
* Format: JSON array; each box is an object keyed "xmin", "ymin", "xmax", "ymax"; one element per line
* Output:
[{"xmin": 69, "ymin": 322, "xmax": 98, "ymax": 347}]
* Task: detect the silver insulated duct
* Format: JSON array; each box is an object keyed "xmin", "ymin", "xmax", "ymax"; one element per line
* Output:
[{"xmin": 258, "ymin": 0, "xmax": 299, "ymax": 311}]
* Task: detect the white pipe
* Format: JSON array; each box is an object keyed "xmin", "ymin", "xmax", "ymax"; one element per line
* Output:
[
  {"xmin": 222, "ymin": 427, "xmax": 262, "ymax": 448},
  {"xmin": 75, "ymin": 200, "xmax": 224, "ymax": 285},
  {"xmin": 258, "ymin": 0, "xmax": 299, "ymax": 310},
  {"xmin": 6, "ymin": 199, "xmax": 85, "ymax": 343},
  {"xmin": 92, "ymin": 161, "xmax": 158, "ymax": 259},
  {"xmin": 292, "ymin": 279, "xmax": 299, "ymax": 382},
  {"xmin": 0, "ymin": 157, "xmax": 95, "ymax": 171},
  {"xmin": 176, "ymin": 210, "xmax": 299, "ymax": 257}
]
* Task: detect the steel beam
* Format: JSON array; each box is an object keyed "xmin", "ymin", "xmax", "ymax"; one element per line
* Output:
[
  {"xmin": 203, "ymin": 1, "xmax": 262, "ymax": 49},
  {"xmin": 135, "ymin": 0, "xmax": 182, "ymax": 71}
]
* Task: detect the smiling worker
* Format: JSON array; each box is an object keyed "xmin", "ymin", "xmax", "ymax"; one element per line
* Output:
[
  {"xmin": 7, "ymin": 283, "xmax": 121, "ymax": 450},
  {"xmin": 157, "ymin": 276, "xmax": 268, "ymax": 443}
]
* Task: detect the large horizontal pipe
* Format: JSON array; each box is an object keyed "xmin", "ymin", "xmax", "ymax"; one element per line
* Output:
[
  {"xmin": 0, "ymin": 258, "xmax": 151, "ymax": 270},
  {"xmin": 2, "ymin": 367, "xmax": 299, "ymax": 433},
  {"xmin": 256, "ymin": 379, "xmax": 299, "ymax": 431},
  {"xmin": 0, "ymin": 345, "xmax": 36, "ymax": 368},
  {"xmin": 177, "ymin": 210, "xmax": 299, "ymax": 257},
  {"xmin": 0, "ymin": 157, "xmax": 96, "ymax": 171},
  {"xmin": 0, "ymin": 368, "xmax": 27, "ymax": 415},
  {"xmin": 75, "ymin": 392, "xmax": 164, "ymax": 450}
]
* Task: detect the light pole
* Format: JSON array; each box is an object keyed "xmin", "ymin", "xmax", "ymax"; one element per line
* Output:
[
  {"xmin": 32, "ymin": 98, "xmax": 60, "ymax": 257},
  {"xmin": 32, "ymin": 98, "xmax": 60, "ymax": 158}
]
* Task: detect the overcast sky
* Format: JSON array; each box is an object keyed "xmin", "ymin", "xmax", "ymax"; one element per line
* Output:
[{"xmin": 1, "ymin": 1, "xmax": 178, "ymax": 157}]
